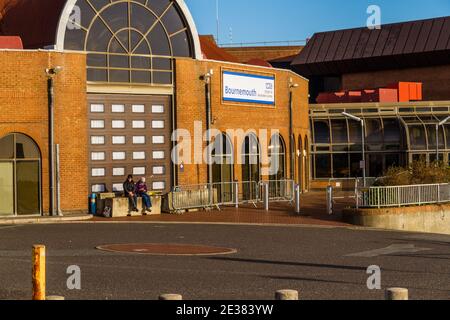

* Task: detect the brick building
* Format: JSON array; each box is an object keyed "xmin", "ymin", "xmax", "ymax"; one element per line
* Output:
[{"xmin": 0, "ymin": 0, "xmax": 310, "ymax": 216}]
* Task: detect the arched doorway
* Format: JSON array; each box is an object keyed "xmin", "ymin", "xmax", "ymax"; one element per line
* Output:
[
  {"xmin": 298, "ymin": 135, "xmax": 303, "ymax": 190},
  {"xmin": 212, "ymin": 133, "xmax": 234, "ymax": 203},
  {"xmin": 268, "ymin": 133, "xmax": 286, "ymax": 198},
  {"xmin": 242, "ymin": 133, "xmax": 260, "ymax": 201},
  {"xmin": 304, "ymin": 136, "xmax": 310, "ymax": 192},
  {"xmin": 0, "ymin": 133, "xmax": 41, "ymax": 216}
]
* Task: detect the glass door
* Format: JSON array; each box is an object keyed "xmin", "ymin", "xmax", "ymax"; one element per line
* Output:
[{"xmin": 16, "ymin": 161, "xmax": 40, "ymax": 215}]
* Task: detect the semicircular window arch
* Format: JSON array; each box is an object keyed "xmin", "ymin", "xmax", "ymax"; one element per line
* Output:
[{"xmin": 63, "ymin": 0, "xmax": 194, "ymax": 85}]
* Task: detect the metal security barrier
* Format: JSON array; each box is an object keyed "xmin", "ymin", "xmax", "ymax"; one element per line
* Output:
[
  {"xmin": 169, "ymin": 180, "xmax": 296, "ymax": 213},
  {"xmin": 263, "ymin": 179, "xmax": 295, "ymax": 202},
  {"xmin": 357, "ymin": 183, "xmax": 450, "ymax": 208},
  {"xmin": 170, "ymin": 184, "xmax": 218, "ymax": 213}
]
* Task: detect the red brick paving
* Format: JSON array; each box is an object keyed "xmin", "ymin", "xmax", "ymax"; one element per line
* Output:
[
  {"xmin": 92, "ymin": 192, "xmax": 353, "ymax": 227},
  {"xmin": 97, "ymin": 243, "xmax": 236, "ymax": 255}
]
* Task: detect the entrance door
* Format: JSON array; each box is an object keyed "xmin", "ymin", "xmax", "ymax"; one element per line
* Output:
[
  {"xmin": 0, "ymin": 163, "xmax": 14, "ymax": 216},
  {"xmin": 0, "ymin": 133, "xmax": 41, "ymax": 216}
]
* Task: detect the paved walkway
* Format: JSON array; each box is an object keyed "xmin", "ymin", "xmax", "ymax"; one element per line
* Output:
[{"xmin": 92, "ymin": 192, "xmax": 354, "ymax": 227}]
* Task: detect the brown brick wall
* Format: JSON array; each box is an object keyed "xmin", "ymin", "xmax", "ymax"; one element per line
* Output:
[
  {"xmin": 175, "ymin": 58, "xmax": 310, "ymax": 189},
  {"xmin": 342, "ymin": 64, "xmax": 450, "ymax": 101},
  {"xmin": 0, "ymin": 50, "xmax": 88, "ymax": 214},
  {"xmin": 223, "ymin": 46, "xmax": 303, "ymax": 64}
]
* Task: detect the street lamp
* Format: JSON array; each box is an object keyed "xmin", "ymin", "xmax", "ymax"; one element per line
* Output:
[
  {"xmin": 289, "ymin": 80, "xmax": 299, "ymax": 181},
  {"xmin": 342, "ymin": 112, "xmax": 366, "ymax": 187},
  {"xmin": 201, "ymin": 69, "xmax": 214, "ymax": 206},
  {"xmin": 436, "ymin": 116, "xmax": 450, "ymax": 162},
  {"xmin": 45, "ymin": 66, "xmax": 63, "ymax": 216}
]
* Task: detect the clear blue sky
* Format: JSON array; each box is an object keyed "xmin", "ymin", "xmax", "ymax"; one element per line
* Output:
[{"xmin": 185, "ymin": 0, "xmax": 450, "ymax": 45}]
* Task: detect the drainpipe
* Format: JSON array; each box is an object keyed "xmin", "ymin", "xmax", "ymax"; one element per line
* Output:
[
  {"xmin": 45, "ymin": 66, "xmax": 62, "ymax": 217},
  {"xmin": 289, "ymin": 80, "xmax": 299, "ymax": 181},
  {"xmin": 203, "ymin": 70, "xmax": 214, "ymax": 205}
]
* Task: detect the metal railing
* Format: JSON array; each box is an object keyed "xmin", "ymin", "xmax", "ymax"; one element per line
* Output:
[
  {"xmin": 170, "ymin": 180, "xmax": 295, "ymax": 212},
  {"xmin": 357, "ymin": 183, "xmax": 450, "ymax": 208}
]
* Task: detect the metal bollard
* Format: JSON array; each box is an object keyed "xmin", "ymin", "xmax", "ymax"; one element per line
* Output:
[
  {"xmin": 385, "ymin": 288, "xmax": 409, "ymax": 300},
  {"xmin": 46, "ymin": 296, "xmax": 65, "ymax": 300},
  {"xmin": 275, "ymin": 290, "xmax": 299, "ymax": 300},
  {"xmin": 32, "ymin": 245, "xmax": 46, "ymax": 300},
  {"xmin": 326, "ymin": 186, "xmax": 333, "ymax": 215},
  {"xmin": 234, "ymin": 181, "xmax": 239, "ymax": 208},
  {"xmin": 159, "ymin": 294, "xmax": 183, "ymax": 300},
  {"xmin": 294, "ymin": 184, "xmax": 301, "ymax": 215},
  {"xmin": 263, "ymin": 182, "xmax": 269, "ymax": 211}
]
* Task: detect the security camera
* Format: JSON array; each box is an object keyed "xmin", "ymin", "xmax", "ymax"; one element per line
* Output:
[{"xmin": 46, "ymin": 66, "xmax": 63, "ymax": 76}]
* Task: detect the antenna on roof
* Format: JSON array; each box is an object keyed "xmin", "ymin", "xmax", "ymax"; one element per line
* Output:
[
  {"xmin": 216, "ymin": 0, "xmax": 220, "ymax": 44},
  {"xmin": 229, "ymin": 27, "xmax": 233, "ymax": 44}
]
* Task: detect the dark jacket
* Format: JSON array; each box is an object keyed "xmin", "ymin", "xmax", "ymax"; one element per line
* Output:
[{"xmin": 123, "ymin": 180, "xmax": 135, "ymax": 195}]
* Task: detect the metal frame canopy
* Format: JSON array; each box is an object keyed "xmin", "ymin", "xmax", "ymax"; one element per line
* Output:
[{"xmin": 55, "ymin": 0, "xmax": 202, "ymax": 85}]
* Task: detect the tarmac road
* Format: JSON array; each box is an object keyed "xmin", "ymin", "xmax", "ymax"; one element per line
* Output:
[{"xmin": 0, "ymin": 222, "xmax": 449, "ymax": 300}]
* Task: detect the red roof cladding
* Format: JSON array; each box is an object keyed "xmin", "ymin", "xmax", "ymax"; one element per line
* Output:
[
  {"xmin": 0, "ymin": 35, "xmax": 22, "ymax": 48},
  {"xmin": 200, "ymin": 35, "xmax": 239, "ymax": 63}
]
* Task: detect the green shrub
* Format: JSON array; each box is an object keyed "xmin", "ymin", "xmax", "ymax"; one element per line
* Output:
[{"xmin": 374, "ymin": 160, "xmax": 450, "ymax": 186}]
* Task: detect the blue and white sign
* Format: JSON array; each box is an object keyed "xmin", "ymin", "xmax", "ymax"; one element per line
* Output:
[{"xmin": 222, "ymin": 71, "xmax": 275, "ymax": 105}]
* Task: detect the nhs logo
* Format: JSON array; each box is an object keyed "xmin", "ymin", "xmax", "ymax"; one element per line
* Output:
[{"xmin": 265, "ymin": 82, "xmax": 273, "ymax": 90}]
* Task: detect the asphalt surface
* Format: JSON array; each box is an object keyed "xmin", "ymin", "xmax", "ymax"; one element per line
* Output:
[{"xmin": 0, "ymin": 222, "xmax": 449, "ymax": 300}]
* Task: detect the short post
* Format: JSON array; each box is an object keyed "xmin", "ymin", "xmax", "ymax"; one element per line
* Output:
[
  {"xmin": 385, "ymin": 288, "xmax": 408, "ymax": 300},
  {"xmin": 159, "ymin": 294, "xmax": 183, "ymax": 300},
  {"xmin": 234, "ymin": 181, "xmax": 239, "ymax": 208},
  {"xmin": 32, "ymin": 245, "xmax": 46, "ymax": 300},
  {"xmin": 294, "ymin": 184, "xmax": 301, "ymax": 215},
  {"xmin": 46, "ymin": 296, "xmax": 65, "ymax": 300},
  {"xmin": 263, "ymin": 182, "xmax": 269, "ymax": 211},
  {"xmin": 275, "ymin": 290, "xmax": 299, "ymax": 300},
  {"xmin": 326, "ymin": 186, "xmax": 333, "ymax": 215}
]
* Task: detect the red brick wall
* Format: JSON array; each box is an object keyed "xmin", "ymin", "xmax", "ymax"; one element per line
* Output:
[
  {"xmin": 175, "ymin": 58, "xmax": 310, "ymax": 189},
  {"xmin": 0, "ymin": 50, "xmax": 88, "ymax": 214},
  {"xmin": 342, "ymin": 64, "xmax": 450, "ymax": 101}
]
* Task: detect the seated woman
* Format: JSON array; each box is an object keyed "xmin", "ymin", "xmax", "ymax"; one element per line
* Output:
[
  {"xmin": 123, "ymin": 175, "xmax": 138, "ymax": 214},
  {"xmin": 135, "ymin": 177, "xmax": 152, "ymax": 214}
]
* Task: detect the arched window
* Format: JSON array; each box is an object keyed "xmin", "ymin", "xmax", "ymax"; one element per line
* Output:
[
  {"xmin": 62, "ymin": 0, "xmax": 196, "ymax": 85},
  {"xmin": 0, "ymin": 133, "xmax": 41, "ymax": 216},
  {"xmin": 212, "ymin": 133, "xmax": 234, "ymax": 203}
]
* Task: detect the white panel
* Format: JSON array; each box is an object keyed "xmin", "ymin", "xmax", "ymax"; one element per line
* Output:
[
  {"xmin": 113, "ymin": 168, "xmax": 125, "ymax": 176},
  {"xmin": 112, "ymin": 152, "xmax": 126, "ymax": 160},
  {"xmin": 91, "ymin": 152, "xmax": 105, "ymax": 161},
  {"xmin": 133, "ymin": 167, "xmax": 146, "ymax": 175},
  {"xmin": 152, "ymin": 120, "xmax": 164, "ymax": 129},
  {"xmin": 112, "ymin": 184, "xmax": 124, "ymax": 192},
  {"xmin": 92, "ymin": 184, "xmax": 105, "ymax": 193},
  {"xmin": 153, "ymin": 166, "xmax": 164, "ymax": 175},
  {"xmin": 132, "ymin": 104, "xmax": 145, "ymax": 113},
  {"xmin": 112, "ymin": 120, "xmax": 126, "ymax": 129},
  {"xmin": 112, "ymin": 136, "xmax": 126, "ymax": 144},
  {"xmin": 91, "ymin": 136, "xmax": 105, "ymax": 145},
  {"xmin": 152, "ymin": 136, "xmax": 165, "ymax": 144},
  {"xmin": 92, "ymin": 168, "xmax": 105, "ymax": 177},
  {"xmin": 90, "ymin": 120, "xmax": 105, "ymax": 129},
  {"xmin": 132, "ymin": 120, "xmax": 146, "ymax": 129},
  {"xmin": 133, "ymin": 152, "xmax": 146, "ymax": 160},
  {"xmin": 90, "ymin": 104, "xmax": 104, "ymax": 113},
  {"xmin": 133, "ymin": 136, "xmax": 146, "ymax": 144},
  {"xmin": 152, "ymin": 182, "xmax": 165, "ymax": 190},
  {"xmin": 112, "ymin": 104, "xmax": 125, "ymax": 113},
  {"xmin": 151, "ymin": 105, "xmax": 164, "ymax": 113},
  {"xmin": 152, "ymin": 151, "xmax": 165, "ymax": 159}
]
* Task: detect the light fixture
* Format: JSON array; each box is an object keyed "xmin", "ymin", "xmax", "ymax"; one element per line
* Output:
[{"xmin": 45, "ymin": 66, "xmax": 63, "ymax": 77}]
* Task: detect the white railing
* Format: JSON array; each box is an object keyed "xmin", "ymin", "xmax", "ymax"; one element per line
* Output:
[
  {"xmin": 357, "ymin": 183, "xmax": 450, "ymax": 208},
  {"xmin": 169, "ymin": 180, "xmax": 295, "ymax": 212}
]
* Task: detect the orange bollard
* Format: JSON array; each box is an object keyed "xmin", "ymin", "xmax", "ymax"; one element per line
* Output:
[{"xmin": 32, "ymin": 245, "xmax": 46, "ymax": 300}]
